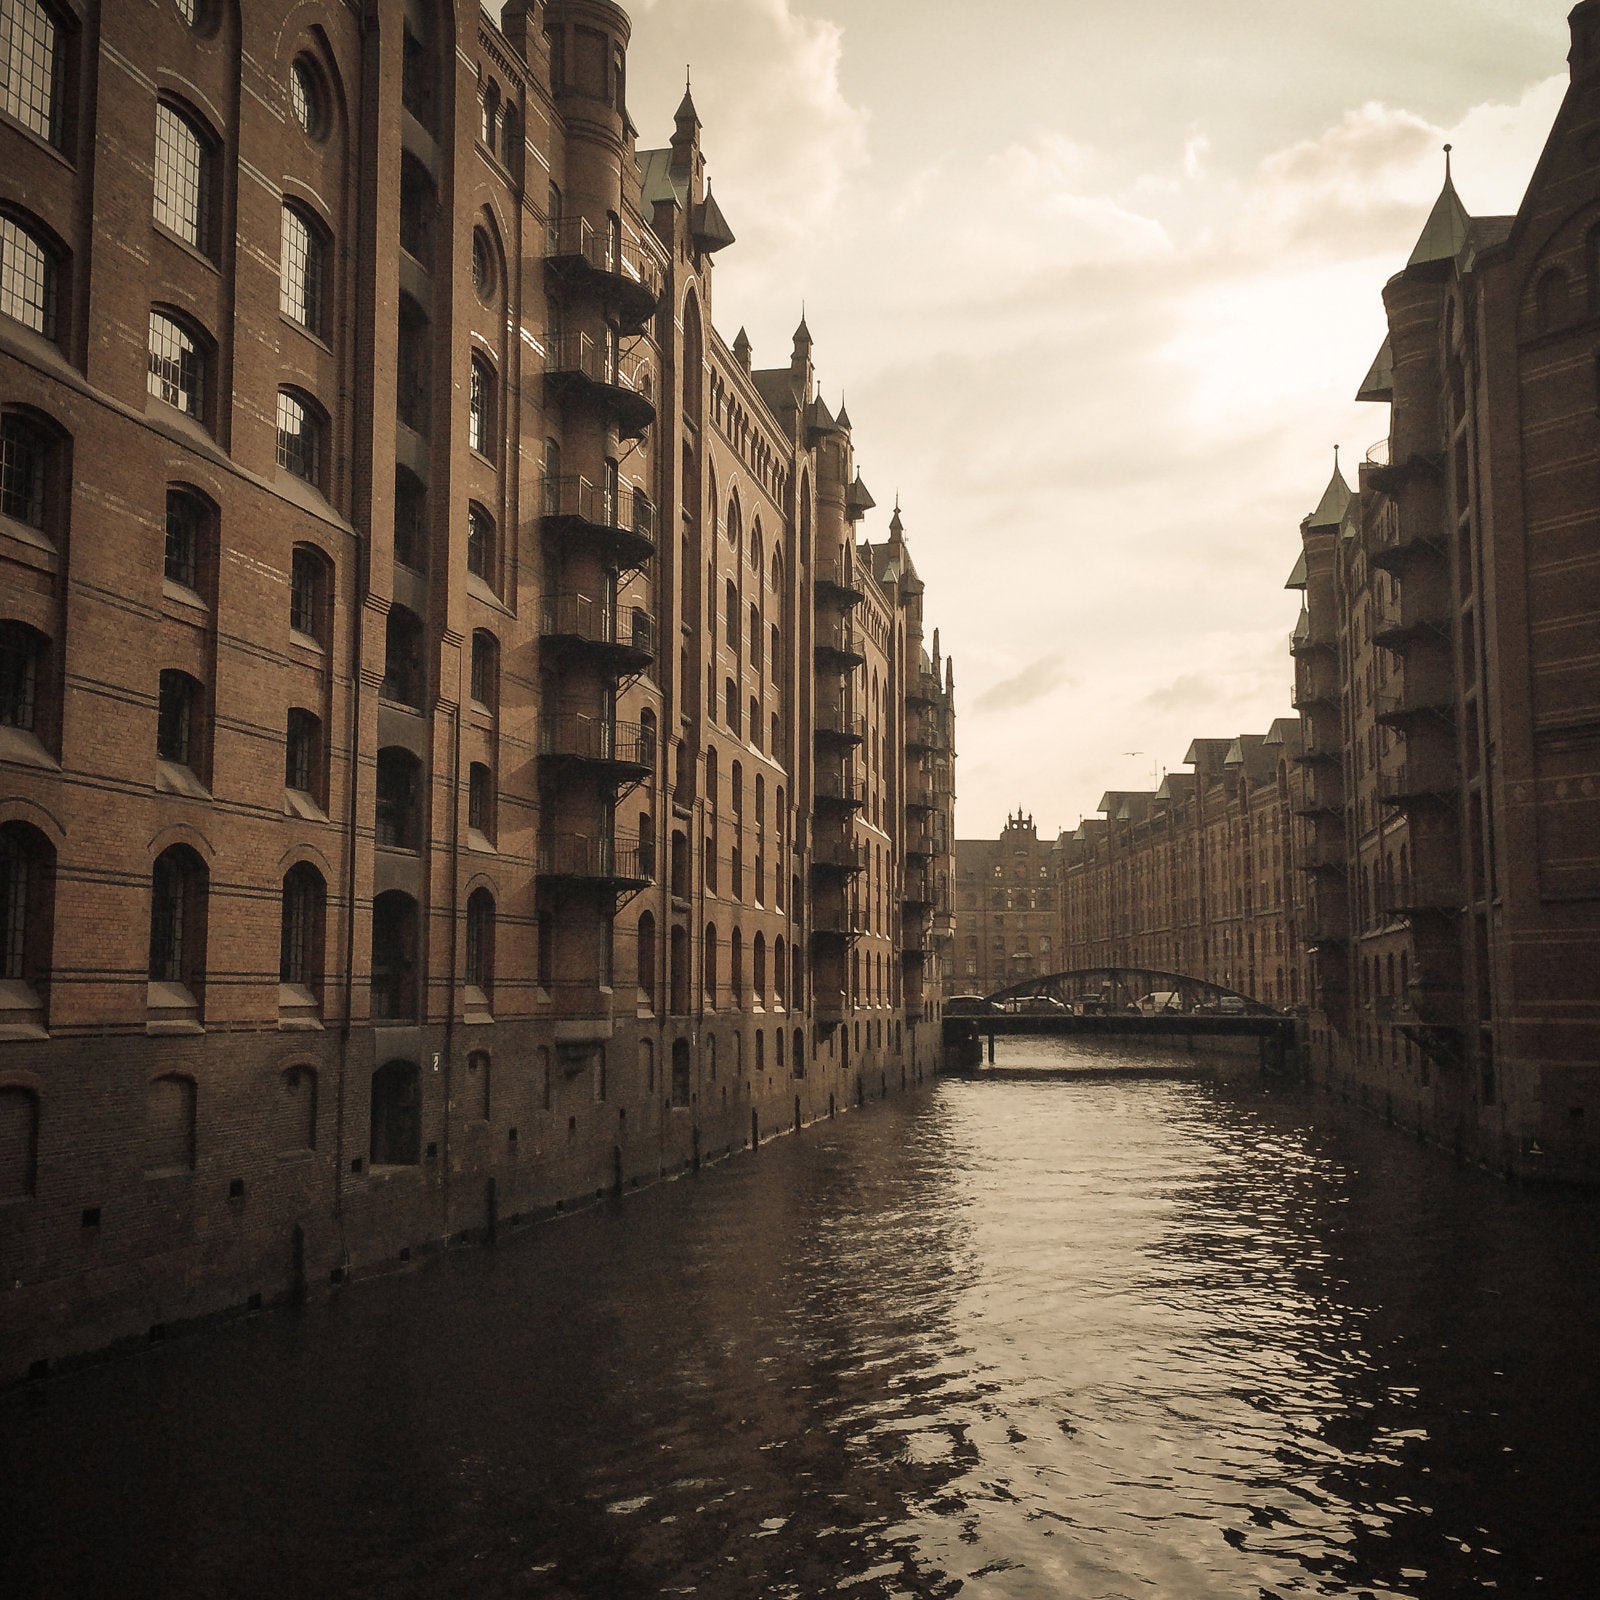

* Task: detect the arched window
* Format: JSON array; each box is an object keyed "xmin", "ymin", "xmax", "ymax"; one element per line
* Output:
[
  {"xmin": 478, "ymin": 78, "xmax": 499, "ymax": 146},
  {"xmin": 382, "ymin": 605, "xmax": 425, "ymax": 707},
  {"xmin": 0, "ymin": 213, "xmax": 59, "ymax": 339},
  {"xmin": 0, "ymin": 819, "xmax": 55, "ymax": 1002},
  {"xmin": 278, "ymin": 1065, "xmax": 318, "ymax": 1151},
  {"xmin": 730, "ymin": 927, "xmax": 744, "ymax": 1004},
  {"xmin": 285, "ymin": 707, "xmax": 324, "ymax": 802},
  {"xmin": 773, "ymin": 935, "xmax": 787, "ymax": 1007},
  {"xmin": 2, "ymin": 1, "xmax": 65, "ymax": 145},
  {"xmin": 0, "ymin": 621, "xmax": 49, "ymax": 740},
  {"xmin": 401, "ymin": 2, "xmax": 436, "ymax": 131},
  {"xmin": 148, "ymin": 310, "xmax": 206, "ymax": 418},
  {"xmin": 163, "ymin": 487, "xmax": 211, "ymax": 595},
  {"xmin": 725, "ymin": 579, "xmax": 739, "ymax": 653},
  {"xmin": 468, "ymin": 760, "xmax": 494, "ymax": 840},
  {"xmin": 144, "ymin": 1074, "xmax": 196, "ymax": 1173},
  {"xmin": 467, "ymin": 503, "xmax": 496, "ymax": 584},
  {"xmin": 397, "ymin": 294, "xmax": 429, "ymax": 433},
  {"xmin": 153, "ymin": 101, "xmax": 213, "ymax": 253},
  {"xmin": 393, "ymin": 466, "xmax": 427, "ymax": 571},
  {"xmin": 753, "ymin": 931, "xmax": 766, "ymax": 1005},
  {"xmin": 1, "ymin": 412, "xmax": 54, "ymax": 531},
  {"xmin": 375, "ymin": 747, "xmax": 422, "ymax": 850},
  {"xmin": 276, "ymin": 388, "xmax": 323, "ymax": 483},
  {"xmin": 370, "ymin": 1058, "xmax": 420, "ymax": 1164},
  {"xmin": 704, "ymin": 922, "xmax": 717, "ymax": 1003},
  {"xmin": 469, "ymin": 628, "xmax": 498, "ymax": 710},
  {"xmin": 289, "ymin": 543, "xmax": 330, "ymax": 642},
  {"xmin": 148, "ymin": 844, "xmax": 208, "ymax": 1000},
  {"xmin": 465, "ymin": 887, "xmax": 495, "ymax": 998},
  {"xmin": 399, "ymin": 154, "xmax": 435, "ymax": 266},
  {"xmin": 670, "ymin": 1038, "xmax": 691, "ymax": 1107},
  {"xmin": 750, "ymin": 519, "xmax": 763, "ymax": 572},
  {"xmin": 279, "ymin": 862, "xmax": 326, "ymax": 998},
  {"xmin": 371, "ymin": 891, "xmax": 418, "ymax": 1020},
  {"xmin": 0, "ymin": 1086, "xmax": 39, "ymax": 1198},
  {"xmin": 499, "ymin": 103, "xmax": 521, "ymax": 178},
  {"xmin": 793, "ymin": 1027, "xmax": 805, "ymax": 1079},
  {"xmin": 279, "ymin": 203, "xmax": 327, "ymax": 333},
  {"xmin": 637, "ymin": 909, "xmax": 656, "ymax": 1004},
  {"xmin": 156, "ymin": 668, "xmax": 205, "ymax": 776},
  {"xmin": 468, "ymin": 354, "xmax": 496, "ymax": 457}
]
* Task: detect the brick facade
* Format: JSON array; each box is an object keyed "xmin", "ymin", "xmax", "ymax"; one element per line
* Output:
[{"xmin": 0, "ymin": 0, "xmax": 955, "ymax": 1382}]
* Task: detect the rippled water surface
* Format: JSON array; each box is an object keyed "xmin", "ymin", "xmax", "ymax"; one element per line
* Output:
[{"xmin": 8, "ymin": 1039, "xmax": 1600, "ymax": 1599}]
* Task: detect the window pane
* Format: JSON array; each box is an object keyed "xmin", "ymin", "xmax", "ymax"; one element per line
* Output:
[
  {"xmin": 279, "ymin": 205, "xmax": 323, "ymax": 331},
  {"xmin": 148, "ymin": 312, "xmax": 202, "ymax": 415},
  {"xmin": 0, "ymin": 417, "xmax": 46, "ymax": 527},
  {"xmin": 1, "ymin": 0, "xmax": 58, "ymax": 144},
  {"xmin": 290, "ymin": 61, "xmax": 315, "ymax": 133},
  {"xmin": 0, "ymin": 623, "xmax": 40, "ymax": 730},
  {"xmin": 0, "ymin": 216, "xmax": 54, "ymax": 336},
  {"xmin": 276, "ymin": 391, "xmax": 319, "ymax": 484},
  {"xmin": 164, "ymin": 490, "xmax": 200, "ymax": 588},
  {"xmin": 153, "ymin": 103, "xmax": 207, "ymax": 248}
]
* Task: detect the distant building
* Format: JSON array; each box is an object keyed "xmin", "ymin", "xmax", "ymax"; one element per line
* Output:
[
  {"xmin": 1054, "ymin": 728, "xmax": 1304, "ymax": 1006},
  {"xmin": 0, "ymin": 0, "xmax": 955, "ymax": 1381},
  {"xmin": 952, "ymin": 812, "xmax": 1060, "ymax": 997},
  {"xmin": 1290, "ymin": 1, "xmax": 1600, "ymax": 1178}
]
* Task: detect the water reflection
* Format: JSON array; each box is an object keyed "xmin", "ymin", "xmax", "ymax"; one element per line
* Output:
[{"xmin": 5, "ymin": 1038, "xmax": 1599, "ymax": 1599}]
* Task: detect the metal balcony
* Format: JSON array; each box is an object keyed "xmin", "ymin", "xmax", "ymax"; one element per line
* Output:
[
  {"xmin": 1372, "ymin": 589, "xmax": 1450, "ymax": 653},
  {"xmin": 1292, "ymin": 769, "xmax": 1345, "ymax": 817},
  {"xmin": 814, "ymin": 622, "xmax": 867, "ymax": 669},
  {"xmin": 1291, "ymin": 655, "xmax": 1339, "ymax": 709},
  {"xmin": 1377, "ymin": 759, "xmax": 1457, "ymax": 808},
  {"xmin": 814, "ymin": 707, "xmax": 866, "ymax": 746},
  {"xmin": 901, "ymin": 871, "xmax": 936, "ymax": 911},
  {"xmin": 1376, "ymin": 687, "xmax": 1455, "ymax": 729},
  {"xmin": 815, "ymin": 768, "xmax": 865, "ymax": 811},
  {"xmin": 814, "ymin": 557, "xmax": 866, "ymax": 606},
  {"xmin": 539, "ymin": 474, "xmax": 655, "ymax": 572},
  {"xmin": 905, "ymin": 781, "xmax": 937, "ymax": 813},
  {"xmin": 543, "ymin": 334, "xmax": 656, "ymax": 440},
  {"xmin": 1378, "ymin": 875, "xmax": 1461, "ymax": 919},
  {"xmin": 543, "ymin": 217, "xmax": 662, "ymax": 335},
  {"xmin": 1367, "ymin": 513, "xmax": 1446, "ymax": 575},
  {"xmin": 536, "ymin": 832, "xmax": 652, "ymax": 890},
  {"xmin": 1292, "ymin": 741, "xmax": 1341, "ymax": 766},
  {"xmin": 906, "ymin": 668, "xmax": 941, "ymax": 705},
  {"xmin": 812, "ymin": 837, "xmax": 867, "ymax": 876},
  {"xmin": 540, "ymin": 595, "xmax": 656, "ymax": 676},
  {"xmin": 812, "ymin": 904, "xmax": 868, "ymax": 940},
  {"xmin": 538, "ymin": 714, "xmax": 654, "ymax": 783}
]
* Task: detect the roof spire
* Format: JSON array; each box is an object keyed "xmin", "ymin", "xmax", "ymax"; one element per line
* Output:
[{"xmin": 1406, "ymin": 143, "xmax": 1470, "ymax": 267}]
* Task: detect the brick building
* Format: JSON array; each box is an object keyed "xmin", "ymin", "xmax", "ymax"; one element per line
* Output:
[
  {"xmin": 952, "ymin": 811, "xmax": 1060, "ymax": 997},
  {"xmin": 0, "ymin": 0, "xmax": 955, "ymax": 1381},
  {"xmin": 1052, "ymin": 726, "xmax": 1305, "ymax": 1007},
  {"xmin": 1292, "ymin": 1, "xmax": 1600, "ymax": 1179}
]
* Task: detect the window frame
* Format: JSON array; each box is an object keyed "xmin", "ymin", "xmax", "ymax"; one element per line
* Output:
[
  {"xmin": 152, "ymin": 99, "xmax": 214, "ymax": 255},
  {"xmin": 147, "ymin": 309, "xmax": 207, "ymax": 420}
]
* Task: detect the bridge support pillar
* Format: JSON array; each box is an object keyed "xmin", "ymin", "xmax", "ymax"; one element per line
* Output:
[{"xmin": 987, "ymin": 1031, "xmax": 995, "ymax": 1064}]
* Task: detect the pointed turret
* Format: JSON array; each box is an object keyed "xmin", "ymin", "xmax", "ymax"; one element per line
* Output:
[
  {"xmin": 836, "ymin": 396, "xmax": 852, "ymax": 431},
  {"xmin": 845, "ymin": 469, "xmax": 875, "ymax": 521},
  {"xmin": 792, "ymin": 311, "xmax": 812, "ymax": 354},
  {"xmin": 1407, "ymin": 146, "xmax": 1470, "ymax": 268},
  {"xmin": 692, "ymin": 183, "xmax": 736, "ymax": 254},
  {"xmin": 732, "ymin": 325, "xmax": 751, "ymax": 371},
  {"xmin": 888, "ymin": 496, "xmax": 904, "ymax": 538},
  {"xmin": 1305, "ymin": 452, "xmax": 1351, "ymax": 532}
]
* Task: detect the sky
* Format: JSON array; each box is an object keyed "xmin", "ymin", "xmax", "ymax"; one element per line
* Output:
[{"xmin": 505, "ymin": 0, "xmax": 1575, "ymax": 839}]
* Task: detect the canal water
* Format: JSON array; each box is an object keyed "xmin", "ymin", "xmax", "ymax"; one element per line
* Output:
[{"xmin": 6, "ymin": 1037, "xmax": 1600, "ymax": 1599}]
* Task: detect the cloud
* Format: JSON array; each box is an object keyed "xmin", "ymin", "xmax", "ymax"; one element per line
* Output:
[{"xmin": 974, "ymin": 656, "xmax": 1075, "ymax": 715}]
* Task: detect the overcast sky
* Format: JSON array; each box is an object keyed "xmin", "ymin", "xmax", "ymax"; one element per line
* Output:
[{"xmin": 528, "ymin": 0, "xmax": 1573, "ymax": 838}]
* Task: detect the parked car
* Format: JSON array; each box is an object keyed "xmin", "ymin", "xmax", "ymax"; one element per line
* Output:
[
  {"xmin": 1137, "ymin": 991, "xmax": 1183, "ymax": 1015},
  {"xmin": 1017, "ymin": 995, "xmax": 1067, "ymax": 1015},
  {"xmin": 945, "ymin": 994, "xmax": 999, "ymax": 1016}
]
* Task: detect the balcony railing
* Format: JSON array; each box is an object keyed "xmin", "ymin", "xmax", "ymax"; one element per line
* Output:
[
  {"xmin": 814, "ymin": 557, "xmax": 866, "ymax": 604},
  {"xmin": 1372, "ymin": 587, "xmax": 1450, "ymax": 652},
  {"xmin": 901, "ymin": 870, "xmax": 935, "ymax": 907},
  {"xmin": 815, "ymin": 768, "xmax": 864, "ymax": 808},
  {"xmin": 814, "ymin": 707, "xmax": 866, "ymax": 744},
  {"xmin": 539, "ymin": 474, "xmax": 655, "ymax": 569},
  {"xmin": 536, "ymin": 832, "xmax": 651, "ymax": 886},
  {"xmin": 538, "ymin": 714, "xmax": 655, "ymax": 774},
  {"xmin": 544, "ymin": 334, "xmax": 655, "ymax": 439},
  {"xmin": 1377, "ymin": 758, "xmax": 1457, "ymax": 807},
  {"xmin": 815, "ymin": 622, "xmax": 867, "ymax": 667},
  {"xmin": 544, "ymin": 217, "xmax": 661, "ymax": 333},
  {"xmin": 1376, "ymin": 687, "xmax": 1454, "ymax": 728},
  {"xmin": 1367, "ymin": 510, "xmax": 1446, "ymax": 574},
  {"xmin": 812, "ymin": 904, "xmax": 868, "ymax": 938},
  {"xmin": 1292, "ymin": 655, "xmax": 1339, "ymax": 709},
  {"xmin": 541, "ymin": 594, "xmax": 656, "ymax": 670},
  {"xmin": 906, "ymin": 669, "xmax": 941, "ymax": 705},
  {"xmin": 1292, "ymin": 768, "xmax": 1344, "ymax": 817},
  {"xmin": 1378, "ymin": 875, "xmax": 1462, "ymax": 918},
  {"xmin": 812, "ymin": 838, "xmax": 867, "ymax": 874}
]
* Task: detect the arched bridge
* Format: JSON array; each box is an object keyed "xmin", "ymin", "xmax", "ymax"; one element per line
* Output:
[
  {"xmin": 942, "ymin": 967, "xmax": 1298, "ymax": 1070},
  {"xmin": 974, "ymin": 966, "xmax": 1268, "ymax": 1016}
]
